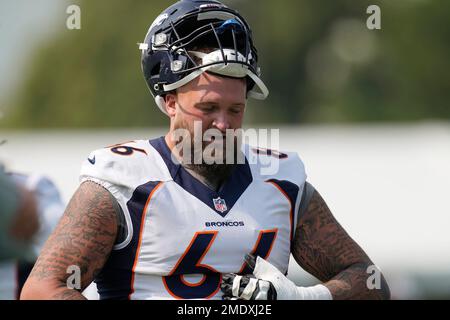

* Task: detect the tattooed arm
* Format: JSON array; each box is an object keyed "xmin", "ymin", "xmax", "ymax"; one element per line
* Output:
[
  {"xmin": 20, "ymin": 181, "xmax": 118, "ymax": 300},
  {"xmin": 292, "ymin": 184, "xmax": 390, "ymax": 300}
]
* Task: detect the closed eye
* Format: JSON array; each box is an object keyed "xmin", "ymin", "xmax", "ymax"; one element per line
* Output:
[
  {"xmin": 195, "ymin": 103, "xmax": 218, "ymax": 113},
  {"xmin": 201, "ymin": 106, "xmax": 215, "ymax": 113},
  {"xmin": 229, "ymin": 105, "xmax": 245, "ymax": 114}
]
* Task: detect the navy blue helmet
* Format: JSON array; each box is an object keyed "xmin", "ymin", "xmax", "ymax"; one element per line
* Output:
[{"xmin": 139, "ymin": 0, "xmax": 268, "ymax": 115}]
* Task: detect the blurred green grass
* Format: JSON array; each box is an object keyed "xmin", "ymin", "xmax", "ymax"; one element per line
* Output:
[{"xmin": 3, "ymin": 0, "xmax": 450, "ymax": 128}]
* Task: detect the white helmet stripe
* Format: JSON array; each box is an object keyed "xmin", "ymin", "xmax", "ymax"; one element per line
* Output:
[
  {"xmin": 163, "ymin": 69, "xmax": 205, "ymax": 92},
  {"xmin": 247, "ymin": 69, "xmax": 269, "ymax": 100},
  {"xmin": 155, "ymin": 48, "xmax": 269, "ymax": 116}
]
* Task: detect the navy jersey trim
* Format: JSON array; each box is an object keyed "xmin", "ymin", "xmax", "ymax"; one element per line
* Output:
[
  {"xmin": 149, "ymin": 137, "xmax": 253, "ymax": 218},
  {"xmin": 95, "ymin": 181, "xmax": 162, "ymax": 300},
  {"xmin": 265, "ymin": 179, "xmax": 299, "ymax": 244},
  {"xmin": 16, "ymin": 260, "xmax": 35, "ymax": 299}
]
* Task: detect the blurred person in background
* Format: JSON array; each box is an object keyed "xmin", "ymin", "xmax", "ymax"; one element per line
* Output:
[
  {"xmin": 0, "ymin": 168, "xmax": 38, "ymax": 262},
  {"xmin": 21, "ymin": 0, "xmax": 390, "ymax": 300},
  {"xmin": 0, "ymin": 171, "xmax": 65, "ymax": 299}
]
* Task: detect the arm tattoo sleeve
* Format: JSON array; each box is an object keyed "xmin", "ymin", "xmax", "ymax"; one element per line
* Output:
[
  {"xmin": 292, "ymin": 187, "xmax": 390, "ymax": 300},
  {"xmin": 25, "ymin": 181, "xmax": 119, "ymax": 299}
]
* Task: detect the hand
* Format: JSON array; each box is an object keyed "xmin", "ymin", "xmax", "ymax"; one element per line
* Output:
[
  {"xmin": 221, "ymin": 254, "xmax": 333, "ymax": 300},
  {"xmin": 220, "ymin": 254, "xmax": 277, "ymax": 300}
]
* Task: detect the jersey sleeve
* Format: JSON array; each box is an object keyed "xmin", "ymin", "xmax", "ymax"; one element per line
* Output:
[
  {"xmin": 79, "ymin": 140, "xmax": 168, "ymax": 250},
  {"xmin": 80, "ymin": 142, "xmax": 150, "ymax": 195},
  {"xmin": 273, "ymin": 151, "xmax": 307, "ymax": 240},
  {"xmin": 246, "ymin": 146, "xmax": 308, "ymax": 242}
]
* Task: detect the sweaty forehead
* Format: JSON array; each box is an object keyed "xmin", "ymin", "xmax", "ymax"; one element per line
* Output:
[{"xmin": 177, "ymin": 72, "xmax": 247, "ymax": 105}]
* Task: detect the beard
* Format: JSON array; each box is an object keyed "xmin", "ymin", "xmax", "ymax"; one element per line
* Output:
[{"xmin": 171, "ymin": 118, "xmax": 243, "ymax": 186}]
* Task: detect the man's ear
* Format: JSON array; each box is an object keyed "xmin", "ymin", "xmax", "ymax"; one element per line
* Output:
[{"xmin": 165, "ymin": 93, "xmax": 177, "ymax": 117}]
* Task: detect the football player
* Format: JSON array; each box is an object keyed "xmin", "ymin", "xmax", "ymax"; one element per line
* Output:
[
  {"xmin": 0, "ymin": 168, "xmax": 38, "ymax": 263},
  {"xmin": 0, "ymin": 172, "xmax": 65, "ymax": 299},
  {"xmin": 21, "ymin": 0, "xmax": 390, "ymax": 300}
]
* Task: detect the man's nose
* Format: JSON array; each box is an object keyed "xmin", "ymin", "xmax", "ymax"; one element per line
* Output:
[{"xmin": 212, "ymin": 114, "xmax": 232, "ymax": 132}]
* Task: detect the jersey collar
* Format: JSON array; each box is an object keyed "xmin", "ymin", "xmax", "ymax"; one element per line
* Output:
[{"xmin": 149, "ymin": 136, "xmax": 253, "ymax": 217}]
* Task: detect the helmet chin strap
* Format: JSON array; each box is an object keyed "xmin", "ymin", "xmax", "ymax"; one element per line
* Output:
[
  {"xmin": 155, "ymin": 95, "xmax": 169, "ymax": 116},
  {"xmin": 156, "ymin": 49, "xmax": 269, "ymax": 116}
]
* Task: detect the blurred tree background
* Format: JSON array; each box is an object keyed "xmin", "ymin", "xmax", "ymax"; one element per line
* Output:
[{"xmin": 3, "ymin": 0, "xmax": 450, "ymax": 128}]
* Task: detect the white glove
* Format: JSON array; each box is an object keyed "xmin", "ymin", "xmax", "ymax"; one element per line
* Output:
[
  {"xmin": 221, "ymin": 254, "xmax": 333, "ymax": 300},
  {"xmin": 221, "ymin": 273, "xmax": 277, "ymax": 300},
  {"xmin": 252, "ymin": 255, "xmax": 332, "ymax": 300}
]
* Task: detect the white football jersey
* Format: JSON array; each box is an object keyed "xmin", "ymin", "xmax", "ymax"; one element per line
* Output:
[{"xmin": 80, "ymin": 137, "xmax": 307, "ymax": 300}]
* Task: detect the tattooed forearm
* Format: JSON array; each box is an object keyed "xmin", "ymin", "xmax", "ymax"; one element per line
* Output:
[
  {"xmin": 21, "ymin": 181, "xmax": 118, "ymax": 299},
  {"xmin": 325, "ymin": 262, "xmax": 390, "ymax": 300},
  {"xmin": 292, "ymin": 188, "xmax": 390, "ymax": 300},
  {"xmin": 51, "ymin": 289, "xmax": 87, "ymax": 300}
]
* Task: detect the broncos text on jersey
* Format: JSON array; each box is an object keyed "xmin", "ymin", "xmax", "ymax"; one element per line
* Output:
[{"xmin": 80, "ymin": 137, "xmax": 306, "ymax": 300}]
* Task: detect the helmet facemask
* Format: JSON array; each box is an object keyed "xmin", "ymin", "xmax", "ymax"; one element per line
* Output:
[{"xmin": 141, "ymin": 5, "xmax": 268, "ymax": 115}]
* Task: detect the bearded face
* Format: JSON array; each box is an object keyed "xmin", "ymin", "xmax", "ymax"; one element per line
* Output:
[
  {"xmin": 170, "ymin": 115, "xmax": 243, "ymax": 185},
  {"xmin": 164, "ymin": 72, "xmax": 247, "ymax": 186}
]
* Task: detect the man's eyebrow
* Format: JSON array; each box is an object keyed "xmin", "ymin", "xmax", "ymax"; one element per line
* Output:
[
  {"xmin": 194, "ymin": 102, "xmax": 246, "ymax": 108},
  {"xmin": 230, "ymin": 103, "xmax": 245, "ymax": 108},
  {"xmin": 194, "ymin": 102, "xmax": 219, "ymax": 108}
]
